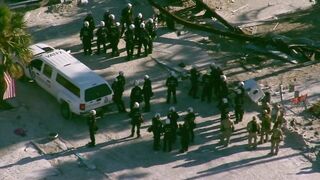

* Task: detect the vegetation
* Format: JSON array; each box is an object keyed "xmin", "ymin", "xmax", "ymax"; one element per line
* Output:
[{"xmin": 0, "ymin": 4, "xmax": 32, "ymax": 104}]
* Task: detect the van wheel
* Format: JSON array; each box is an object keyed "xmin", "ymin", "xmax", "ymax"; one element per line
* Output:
[{"xmin": 61, "ymin": 102, "xmax": 72, "ymax": 120}]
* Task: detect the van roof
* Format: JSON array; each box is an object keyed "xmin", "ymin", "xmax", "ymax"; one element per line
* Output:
[
  {"xmin": 32, "ymin": 44, "xmax": 107, "ymax": 88},
  {"xmin": 30, "ymin": 43, "xmax": 55, "ymax": 56}
]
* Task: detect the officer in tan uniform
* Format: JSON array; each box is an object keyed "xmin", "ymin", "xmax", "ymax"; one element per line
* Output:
[
  {"xmin": 219, "ymin": 114, "xmax": 234, "ymax": 147},
  {"xmin": 247, "ymin": 116, "xmax": 260, "ymax": 149},
  {"xmin": 260, "ymin": 110, "xmax": 272, "ymax": 144},
  {"xmin": 270, "ymin": 126, "xmax": 283, "ymax": 155}
]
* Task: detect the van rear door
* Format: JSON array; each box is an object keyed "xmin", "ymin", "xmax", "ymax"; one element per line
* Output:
[{"xmin": 84, "ymin": 83, "xmax": 113, "ymax": 110}]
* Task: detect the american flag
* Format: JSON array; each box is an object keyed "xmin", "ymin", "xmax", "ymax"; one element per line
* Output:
[{"xmin": 3, "ymin": 71, "xmax": 16, "ymax": 100}]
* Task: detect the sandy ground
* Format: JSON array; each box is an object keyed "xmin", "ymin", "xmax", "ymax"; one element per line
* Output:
[{"xmin": 0, "ymin": 0, "xmax": 320, "ymax": 179}]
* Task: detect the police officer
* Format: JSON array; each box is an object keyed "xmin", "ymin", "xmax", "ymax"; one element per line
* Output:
[
  {"xmin": 166, "ymin": 72, "xmax": 178, "ymax": 104},
  {"xmin": 112, "ymin": 78, "xmax": 126, "ymax": 113},
  {"xmin": 188, "ymin": 65, "xmax": 200, "ymax": 98},
  {"xmin": 184, "ymin": 107, "xmax": 196, "ymax": 143},
  {"xmin": 238, "ymin": 81, "xmax": 245, "ymax": 96},
  {"xmin": 178, "ymin": 122, "xmax": 190, "ymax": 153},
  {"xmin": 120, "ymin": 3, "xmax": 134, "ymax": 36},
  {"xmin": 218, "ymin": 98, "xmax": 229, "ymax": 121},
  {"xmin": 273, "ymin": 104, "xmax": 284, "ymax": 124},
  {"xmin": 219, "ymin": 75, "xmax": 229, "ymax": 100},
  {"xmin": 124, "ymin": 24, "xmax": 135, "ymax": 60},
  {"xmin": 103, "ymin": 10, "xmax": 111, "ymax": 28},
  {"xmin": 247, "ymin": 116, "xmax": 261, "ymax": 149},
  {"xmin": 96, "ymin": 21, "xmax": 108, "ymax": 54},
  {"xmin": 130, "ymin": 102, "xmax": 143, "ymax": 138},
  {"xmin": 106, "ymin": 14, "xmax": 116, "ymax": 31},
  {"xmin": 148, "ymin": 113, "xmax": 163, "ymax": 151},
  {"xmin": 262, "ymin": 102, "xmax": 272, "ymax": 116},
  {"xmin": 109, "ymin": 22, "xmax": 121, "ymax": 57},
  {"xmin": 261, "ymin": 91, "xmax": 271, "ymax": 107},
  {"xmin": 210, "ymin": 63, "xmax": 222, "ymax": 99},
  {"xmin": 137, "ymin": 22, "xmax": 150, "ymax": 57},
  {"xmin": 219, "ymin": 114, "xmax": 234, "ymax": 147},
  {"xmin": 134, "ymin": 13, "xmax": 144, "ymax": 43},
  {"xmin": 130, "ymin": 80, "xmax": 143, "ymax": 110},
  {"xmin": 167, "ymin": 106, "xmax": 179, "ymax": 143},
  {"xmin": 260, "ymin": 110, "xmax": 272, "ymax": 144},
  {"xmin": 80, "ymin": 21, "xmax": 93, "ymax": 55},
  {"xmin": 201, "ymin": 70, "xmax": 212, "ymax": 103},
  {"xmin": 270, "ymin": 126, "xmax": 283, "ymax": 155},
  {"xmin": 142, "ymin": 75, "xmax": 153, "ymax": 112},
  {"xmin": 163, "ymin": 119, "xmax": 173, "ymax": 152},
  {"xmin": 116, "ymin": 71, "xmax": 126, "ymax": 98},
  {"xmin": 146, "ymin": 18, "xmax": 156, "ymax": 54},
  {"xmin": 274, "ymin": 109, "xmax": 285, "ymax": 130},
  {"xmin": 234, "ymin": 88, "xmax": 244, "ymax": 124},
  {"xmin": 87, "ymin": 110, "xmax": 97, "ymax": 147},
  {"xmin": 84, "ymin": 12, "xmax": 95, "ymax": 33}
]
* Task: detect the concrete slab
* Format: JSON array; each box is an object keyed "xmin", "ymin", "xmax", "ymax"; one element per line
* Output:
[{"xmin": 213, "ymin": 0, "xmax": 316, "ymax": 27}]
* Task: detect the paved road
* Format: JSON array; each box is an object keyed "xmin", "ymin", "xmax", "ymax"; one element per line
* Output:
[{"xmin": 1, "ymin": 0, "xmax": 320, "ymax": 179}]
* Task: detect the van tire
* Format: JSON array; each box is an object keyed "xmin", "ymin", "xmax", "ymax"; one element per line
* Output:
[{"xmin": 61, "ymin": 102, "xmax": 72, "ymax": 120}]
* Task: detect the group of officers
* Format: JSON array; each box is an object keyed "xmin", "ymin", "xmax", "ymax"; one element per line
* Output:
[
  {"xmin": 80, "ymin": 3, "xmax": 157, "ymax": 60},
  {"xmin": 83, "ymin": 4, "xmax": 284, "ymax": 156},
  {"xmin": 87, "ymin": 64, "xmax": 284, "ymax": 156}
]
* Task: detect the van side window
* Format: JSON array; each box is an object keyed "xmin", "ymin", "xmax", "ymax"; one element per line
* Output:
[
  {"xmin": 43, "ymin": 64, "xmax": 52, "ymax": 78},
  {"xmin": 30, "ymin": 59, "xmax": 43, "ymax": 71},
  {"xmin": 56, "ymin": 74, "xmax": 80, "ymax": 97}
]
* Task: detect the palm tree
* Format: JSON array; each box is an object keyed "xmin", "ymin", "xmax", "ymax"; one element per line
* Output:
[{"xmin": 0, "ymin": 5, "xmax": 32, "ymax": 106}]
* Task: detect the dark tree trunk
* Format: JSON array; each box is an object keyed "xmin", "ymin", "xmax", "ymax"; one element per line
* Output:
[
  {"xmin": 147, "ymin": 0, "xmax": 266, "ymax": 43},
  {"xmin": 193, "ymin": 0, "xmax": 244, "ymax": 34}
]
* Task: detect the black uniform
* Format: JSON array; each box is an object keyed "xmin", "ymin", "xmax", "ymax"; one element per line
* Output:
[
  {"xmin": 84, "ymin": 14, "xmax": 95, "ymax": 33},
  {"xmin": 120, "ymin": 6, "xmax": 133, "ymax": 35},
  {"xmin": 219, "ymin": 80, "xmax": 229, "ymax": 100},
  {"xmin": 218, "ymin": 99, "xmax": 229, "ymax": 121},
  {"xmin": 109, "ymin": 24, "xmax": 120, "ymax": 57},
  {"xmin": 234, "ymin": 93, "xmax": 244, "ymax": 124},
  {"xmin": 112, "ymin": 80, "xmax": 126, "ymax": 112},
  {"xmin": 134, "ymin": 16, "xmax": 143, "ymax": 42},
  {"xmin": 162, "ymin": 123, "xmax": 173, "ymax": 152},
  {"xmin": 178, "ymin": 123, "xmax": 190, "ymax": 153},
  {"xmin": 146, "ymin": 21, "xmax": 156, "ymax": 54},
  {"xmin": 87, "ymin": 114, "xmax": 97, "ymax": 147},
  {"xmin": 210, "ymin": 66, "xmax": 219, "ymax": 98},
  {"xmin": 96, "ymin": 26, "xmax": 108, "ymax": 54},
  {"xmin": 116, "ymin": 74, "xmax": 126, "ymax": 96},
  {"xmin": 103, "ymin": 11, "xmax": 111, "ymax": 28},
  {"xmin": 124, "ymin": 28, "xmax": 135, "ymax": 60},
  {"xmin": 148, "ymin": 117, "xmax": 163, "ymax": 150},
  {"xmin": 130, "ymin": 85, "xmax": 143, "ymax": 110},
  {"xmin": 137, "ymin": 28, "xmax": 150, "ymax": 57},
  {"xmin": 201, "ymin": 73, "xmax": 212, "ymax": 103},
  {"xmin": 188, "ymin": 67, "xmax": 200, "ymax": 98},
  {"xmin": 184, "ymin": 112, "xmax": 196, "ymax": 143},
  {"xmin": 166, "ymin": 75, "xmax": 178, "ymax": 104},
  {"xmin": 167, "ymin": 110, "xmax": 179, "ymax": 142},
  {"xmin": 106, "ymin": 18, "xmax": 115, "ymax": 31},
  {"xmin": 212, "ymin": 67, "xmax": 224, "ymax": 98},
  {"xmin": 130, "ymin": 107, "xmax": 143, "ymax": 137},
  {"xmin": 80, "ymin": 25, "xmax": 93, "ymax": 55},
  {"xmin": 142, "ymin": 78, "xmax": 153, "ymax": 112}
]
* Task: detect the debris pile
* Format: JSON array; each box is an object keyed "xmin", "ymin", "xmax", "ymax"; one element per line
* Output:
[{"xmin": 308, "ymin": 100, "xmax": 320, "ymax": 118}]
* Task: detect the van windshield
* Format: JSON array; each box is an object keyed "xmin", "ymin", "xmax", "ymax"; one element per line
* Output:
[{"xmin": 85, "ymin": 84, "xmax": 112, "ymax": 102}]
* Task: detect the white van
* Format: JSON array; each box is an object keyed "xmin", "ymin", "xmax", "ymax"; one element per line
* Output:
[{"xmin": 20, "ymin": 43, "xmax": 113, "ymax": 119}]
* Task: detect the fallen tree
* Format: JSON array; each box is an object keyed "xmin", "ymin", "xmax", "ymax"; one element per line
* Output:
[
  {"xmin": 148, "ymin": 0, "xmax": 319, "ymax": 64},
  {"xmin": 148, "ymin": 0, "xmax": 263, "ymax": 42},
  {"xmin": 193, "ymin": 0, "xmax": 244, "ymax": 34}
]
